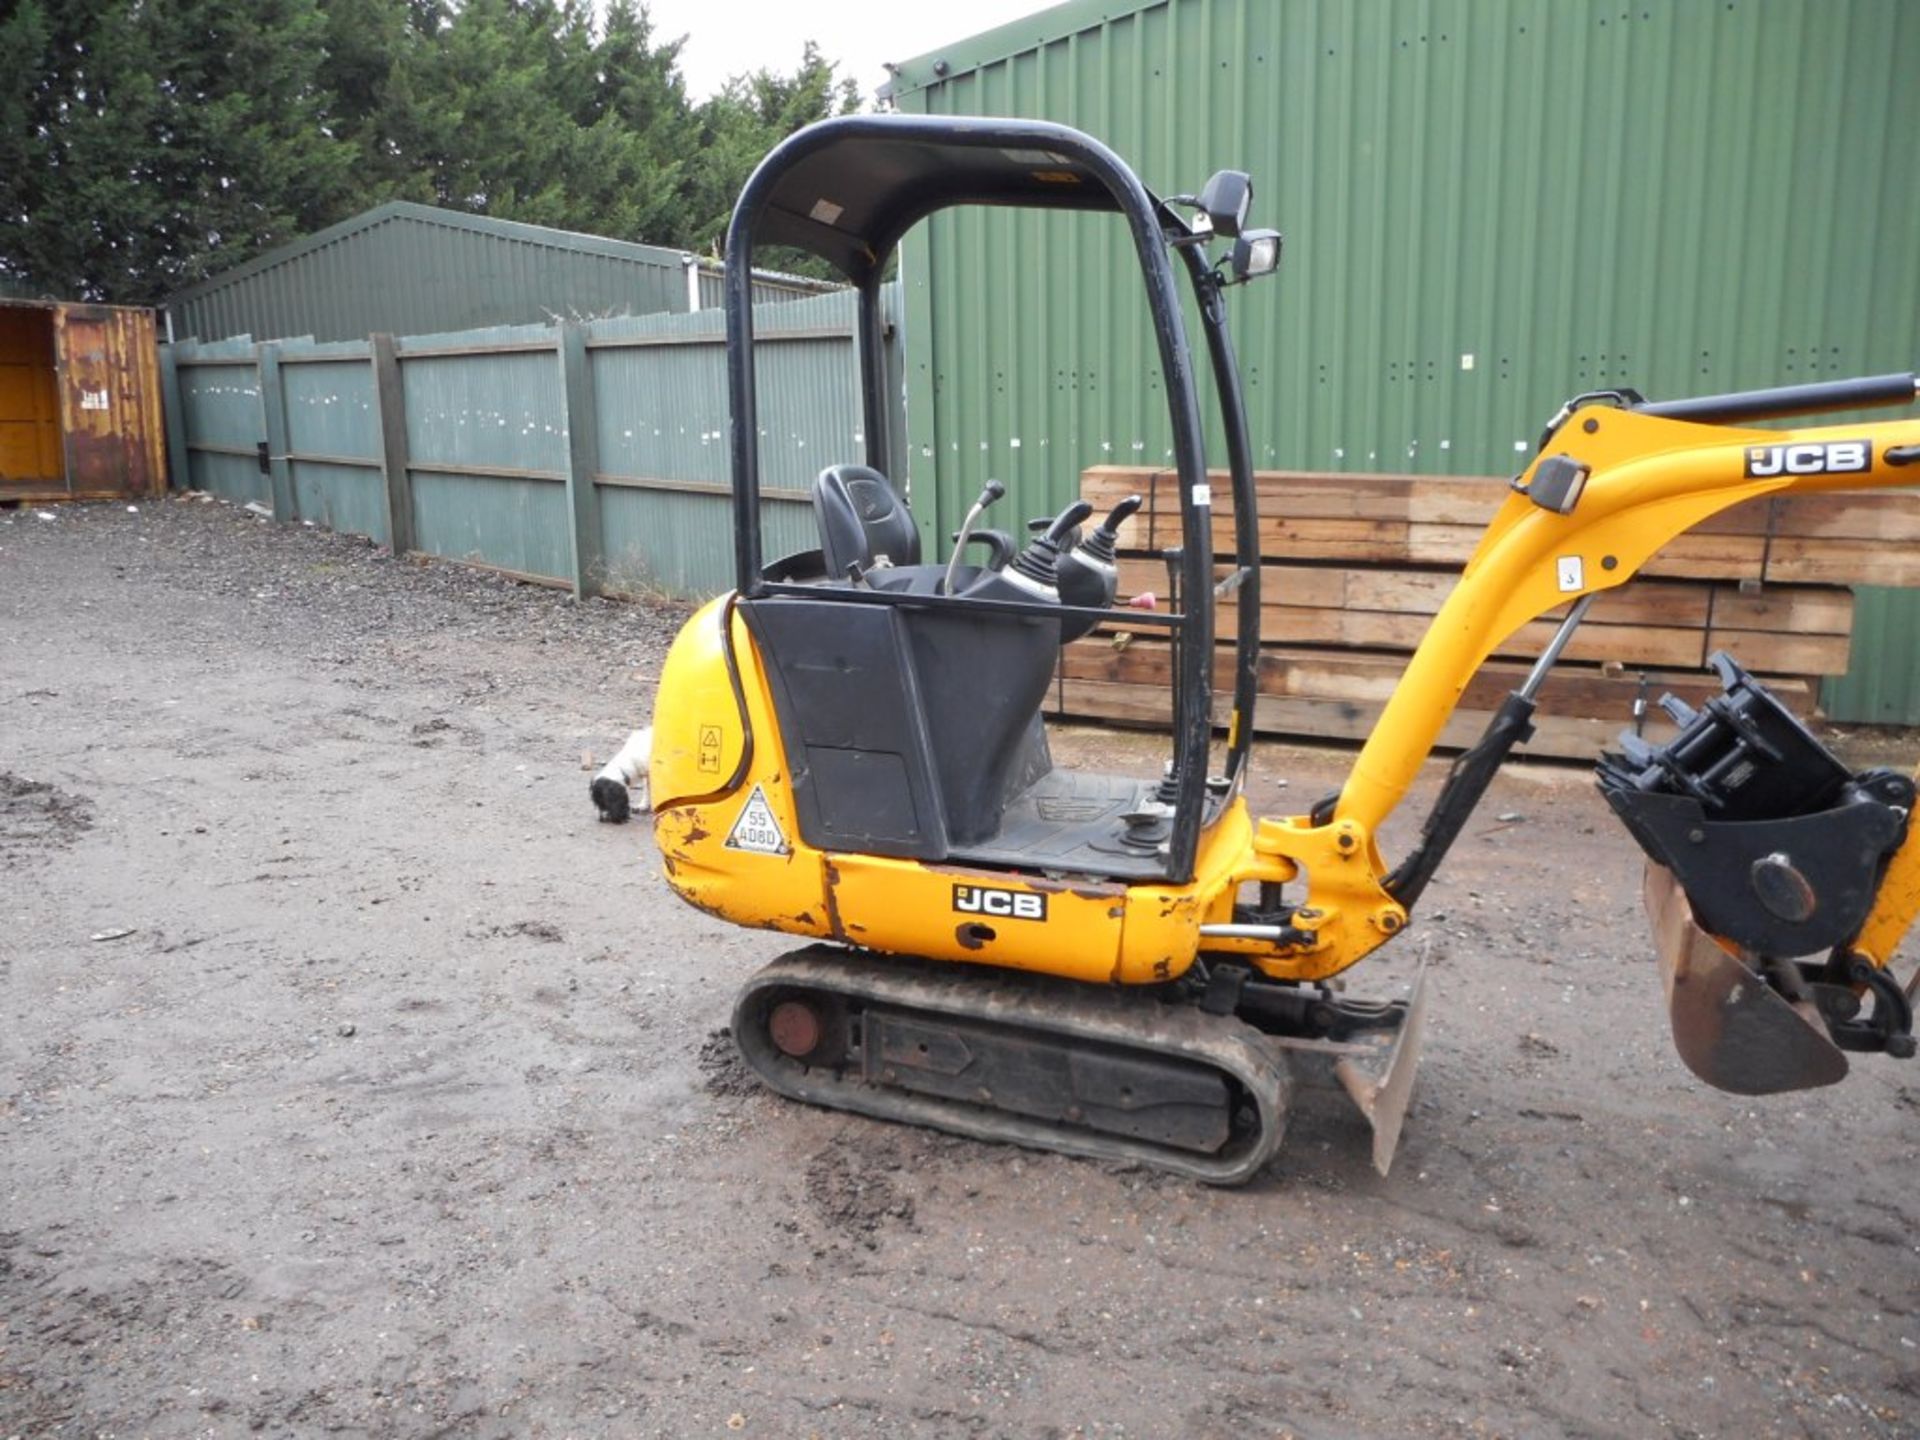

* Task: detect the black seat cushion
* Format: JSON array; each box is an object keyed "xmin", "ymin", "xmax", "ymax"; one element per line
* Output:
[{"xmin": 813, "ymin": 465, "xmax": 920, "ymax": 579}]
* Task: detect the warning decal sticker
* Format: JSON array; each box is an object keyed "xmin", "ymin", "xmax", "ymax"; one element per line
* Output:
[{"xmin": 724, "ymin": 784, "xmax": 789, "ymax": 855}]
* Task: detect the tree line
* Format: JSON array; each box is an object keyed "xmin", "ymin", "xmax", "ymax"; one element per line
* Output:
[{"xmin": 0, "ymin": 0, "xmax": 861, "ymax": 304}]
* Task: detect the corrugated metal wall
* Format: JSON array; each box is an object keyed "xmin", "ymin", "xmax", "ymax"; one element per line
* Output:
[
  {"xmin": 171, "ymin": 206, "xmax": 687, "ymax": 343},
  {"xmin": 168, "ymin": 202, "xmax": 841, "ymax": 345},
  {"xmin": 693, "ymin": 263, "xmax": 845, "ymax": 313},
  {"xmin": 1823, "ymin": 590, "xmax": 1920, "ymax": 725},
  {"xmin": 164, "ymin": 287, "xmax": 892, "ymax": 599},
  {"xmin": 893, "ymin": 0, "xmax": 1920, "ymax": 717}
]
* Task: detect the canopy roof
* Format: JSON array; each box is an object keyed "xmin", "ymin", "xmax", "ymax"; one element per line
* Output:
[{"xmin": 737, "ymin": 115, "xmax": 1154, "ymax": 284}]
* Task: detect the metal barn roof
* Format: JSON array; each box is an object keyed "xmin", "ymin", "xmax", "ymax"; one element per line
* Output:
[{"xmin": 166, "ymin": 201, "xmax": 839, "ymax": 344}]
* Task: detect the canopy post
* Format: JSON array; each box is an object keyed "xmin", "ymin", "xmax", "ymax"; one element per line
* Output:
[{"xmin": 858, "ymin": 273, "xmax": 890, "ymax": 477}]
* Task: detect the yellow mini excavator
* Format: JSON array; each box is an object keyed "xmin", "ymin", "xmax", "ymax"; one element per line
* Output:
[{"xmin": 648, "ymin": 114, "xmax": 1920, "ymax": 1182}]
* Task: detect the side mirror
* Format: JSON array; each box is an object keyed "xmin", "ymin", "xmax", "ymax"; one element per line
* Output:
[
  {"xmin": 1229, "ymin": 228, "xmax": 1283, "ymax": 284},
  {"xmin": 1196, "ymin": 169, "xmax": 1252, "ymax": 238}
]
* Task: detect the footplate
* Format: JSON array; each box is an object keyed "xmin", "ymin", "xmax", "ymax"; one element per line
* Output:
[{"xmin": 733, "ymin": 947, "xmax": 1293, "ymax": 1184}]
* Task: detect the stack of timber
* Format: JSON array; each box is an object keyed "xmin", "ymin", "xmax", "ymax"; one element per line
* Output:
[{"xmin": 1060, "ymin": 466, "xmax": 1920, "ymax": 760}]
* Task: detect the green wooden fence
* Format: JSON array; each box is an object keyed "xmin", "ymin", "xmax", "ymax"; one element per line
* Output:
[{"xmin": 161, "ymin": 287, "xmax": 902, "ymax": 599}]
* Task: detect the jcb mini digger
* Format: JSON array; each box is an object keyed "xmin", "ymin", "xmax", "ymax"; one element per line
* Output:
[{"xmin": 648, "ymin": 114, "xmax": 1920, "ymax": 1182}]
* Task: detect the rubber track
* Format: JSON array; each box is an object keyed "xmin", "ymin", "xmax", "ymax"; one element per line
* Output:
[{"xmin": 732, "ymin": 946, "xmax": 1293, "ymax": 1185}]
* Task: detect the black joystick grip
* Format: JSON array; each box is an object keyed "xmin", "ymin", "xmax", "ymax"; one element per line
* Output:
[
  {"xmin": 1043, "ymin": 500, "xmax": 1095, "ymax": 546},
  {"xmin": 1077, "ymin": 494, "xmax": 1141, "ymax": 565}
]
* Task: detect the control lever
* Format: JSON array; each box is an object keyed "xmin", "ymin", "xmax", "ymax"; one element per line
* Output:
[
  {"xmin": 1003, "ymin": 500, "xmax": 1094, "ymax": 600},
  {"xmin": 951, "ymin": 528, "xmax": 1015, "ymax": 571},
  {"xmin": 944, "ymin": 479, "xmax": 1006, "ymax": 595},
  {"xmin": 1027, "ymin": 512, "xmax": 1085, "ymax": 552},
  {"xmin": 1102, "ymin": 493, "xmax": 1145, "ymax": 531},
  {"xmin": 1043, "ymin": 501, "xmax": 1095, "ymax": 546},
  {"xmin": 1055, "ymin": 494, "xmax": 1143, "ymax": 640}
]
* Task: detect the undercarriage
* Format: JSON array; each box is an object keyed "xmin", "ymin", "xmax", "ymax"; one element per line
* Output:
[{"xmin": 733, "ymin": 947, "xmax": 1428, "ymax": 1183}]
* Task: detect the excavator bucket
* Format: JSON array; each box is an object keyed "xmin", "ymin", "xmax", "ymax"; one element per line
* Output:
[
  {"xmin": 1643, "ymin": 863, "xmax": 1848, "ymax": 1095},
  {"xmin": 1277, "ymin": 963, "xmax": 1431, "ymax": 1176}
]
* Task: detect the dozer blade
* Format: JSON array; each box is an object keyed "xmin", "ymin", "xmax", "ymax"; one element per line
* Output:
[
  {"xmin": 732, "ymin": 946, "xmax": 1293, "ymax": 1185},
  {"xmin": 1644, "ymin": 863, "xmax": 1848, "ymax": 1095},
  {"xmin": 1269, "ymin": 963, "xmax": 1430, "ymax": 1177},
  {"xmin": 1340, "ymin": 963, "xmax": 1430, "ymax": 1176}
]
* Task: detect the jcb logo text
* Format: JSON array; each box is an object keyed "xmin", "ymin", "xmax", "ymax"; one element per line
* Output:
[
  {"xmin": 1744, "ymin": 440, "xmax": 1871, "ymax": 477},
  {"xmin": 952, "ymin": 885, "xmax": 1047, "ymax": 921}
]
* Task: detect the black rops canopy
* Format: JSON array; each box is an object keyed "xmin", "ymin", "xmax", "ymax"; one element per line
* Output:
[
  {"xmin": 739, "ymin": 115, "xmax": 1136, "ymax": 284},
  {"xmin": 722, "ymin": 112, "xmax": 1206, "ymax": 578},
  {"xmin": 721, "ymin": 113, "xmax": 1217, "ymax": 881}
]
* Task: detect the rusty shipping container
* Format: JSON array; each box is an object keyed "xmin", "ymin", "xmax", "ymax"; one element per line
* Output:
[{"xmin": 0, "ymin": 300, "xmax": 167, "ymax": 503}]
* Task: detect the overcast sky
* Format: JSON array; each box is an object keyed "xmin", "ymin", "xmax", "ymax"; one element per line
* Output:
[{"xmin": 640, "ymin": 0, "xmax": 1060, "ymax": 101}]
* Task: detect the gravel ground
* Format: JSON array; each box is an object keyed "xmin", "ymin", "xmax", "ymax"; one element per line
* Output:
[{"xmin": 3, "ymin": 497, "xmax": 1918, "ymax": 1439}]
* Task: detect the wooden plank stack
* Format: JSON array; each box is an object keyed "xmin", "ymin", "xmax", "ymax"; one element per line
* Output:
[{"xmin": 1057, "ymin": 465, "xmax": 1919, "ymax": 760}]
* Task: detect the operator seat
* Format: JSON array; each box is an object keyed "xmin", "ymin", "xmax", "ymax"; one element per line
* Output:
[
  {"xmin": 813, "ymin": 464, "xmax": 919, "ymax": 579},
  {"xmin": 746, "ymin": 460, "xmax": 1055, "ymax": 860}
]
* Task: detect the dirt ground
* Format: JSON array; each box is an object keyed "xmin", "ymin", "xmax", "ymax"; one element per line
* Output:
[{"xmin": 3, "ymin": 497, "xmax": 1917, "ymax": 1440}]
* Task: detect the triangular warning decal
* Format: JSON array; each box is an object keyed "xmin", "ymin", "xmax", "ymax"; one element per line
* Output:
[{"xmin": 724, "ymin": 784, "xmax": 789, "ymax": 855}]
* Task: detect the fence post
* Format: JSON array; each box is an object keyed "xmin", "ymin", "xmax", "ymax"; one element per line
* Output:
[
  {"xmin": 156, "ymin": 343, "xmax": 192, "ymax": 492},
  {"xmin": 257, "ymin": 342, "xmax": 296, "ymax": 521},
  {"xmin": 558, "ymin": 322, "xmax": 603, "ymax": 599},
  {"xmin": 370, "ymin": 333, "xmax": 414, "ymax": 556}
]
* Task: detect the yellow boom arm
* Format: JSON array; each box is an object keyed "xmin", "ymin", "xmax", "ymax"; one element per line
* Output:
[{"xmin": 1272, "ymin": 403, "xmax": 1920, "ymax": 983}]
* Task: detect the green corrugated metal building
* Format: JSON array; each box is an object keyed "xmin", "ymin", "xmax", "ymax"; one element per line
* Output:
[
  {"xmin": 888, "ymin": 0, "xmax": 1920, "ymax": 720},
  {"xmin": 166, "ymin": 201, "xmax": 839, "ymax": 345}
]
